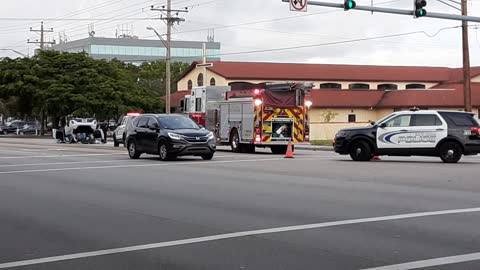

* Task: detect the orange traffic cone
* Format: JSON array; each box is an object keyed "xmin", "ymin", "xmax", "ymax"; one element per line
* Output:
[{"xmin": 285, "ymin": 139, "xmax": 294, "ymax": 159}]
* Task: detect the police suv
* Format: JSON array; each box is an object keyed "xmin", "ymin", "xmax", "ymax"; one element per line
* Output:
[{"xmin": 334, "ymin": 109, "xmax": 480, "ymax": 163}]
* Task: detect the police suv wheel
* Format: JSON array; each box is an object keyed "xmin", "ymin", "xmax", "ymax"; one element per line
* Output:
[
  {"xmin": 439, "ymin": 142, "xmax": 462, "ymax": 163},
  {"xmin": 349, "ymin": 140, "xmax": 372, "ymax": 161}
]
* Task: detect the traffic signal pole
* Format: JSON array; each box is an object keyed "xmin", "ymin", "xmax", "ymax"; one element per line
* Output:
[{"xmin": 281, "ymin": 0, "xmax": 480, "ymax": 22}]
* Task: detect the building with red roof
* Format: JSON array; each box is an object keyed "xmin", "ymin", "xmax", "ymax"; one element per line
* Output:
[{"xmin": 170, "ymin": 61, "xmax": 480, "ymax": 140}]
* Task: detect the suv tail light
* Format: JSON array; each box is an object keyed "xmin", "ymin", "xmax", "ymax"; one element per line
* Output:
[{"xmin": 471, "ymin": 127, "xmax": 480, "ymax": 136}]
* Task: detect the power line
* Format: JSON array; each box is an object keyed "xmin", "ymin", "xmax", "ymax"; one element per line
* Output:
[
  {"xmin": 61, "ymin": 0, "xmax": 192, "ymax": 40},
  {"xmin": 166, "ymin": 0, "xmax": 400, "ymax": 38},
  {"xmin": 166, "ymin": 25, "xmax": 464, "ymax": 61}
]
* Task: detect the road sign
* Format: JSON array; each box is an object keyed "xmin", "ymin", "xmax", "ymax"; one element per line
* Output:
[
  {"xmin": 196, "ymin": 63, "xmax": 213, "ymax": 68},
  {"xmin": 290, "ymin": 0, "xmax": 308, "ymax": 12}
]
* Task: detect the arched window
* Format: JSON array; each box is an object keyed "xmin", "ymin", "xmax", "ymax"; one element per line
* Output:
[
  {"xmin": 197, "ymin": 73, "xmax": 204, "ymax": 86},
  {"xmin": 187, "ymin": 80, "xmax": 193, "ymax": 90},
  {"xmin": 406, "ymin": 84, "xmax": 426, "ymax": 89},
  {"xmin": 320, "ymin": 83, "xmax": 341, "ymax": 89},
  {"xmin": 210, "ymin": 77, "xmax": 216, "ymax": 86},
  {"xmin": 378, "ymin": 84, "xmax": 398, "ymax": 90},
  {"xmin": 348, "ymin": 83, "xmax": 370, "ymax": 90}
]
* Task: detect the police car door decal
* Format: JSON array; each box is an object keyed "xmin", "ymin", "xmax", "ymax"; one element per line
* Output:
[
  {"xmin": 377, "ymin": 114, "xmax": 414, "ymax": 149},
  {"xmin": 407, "ymin": 114, "xmax": 448, "ymax": 149}
]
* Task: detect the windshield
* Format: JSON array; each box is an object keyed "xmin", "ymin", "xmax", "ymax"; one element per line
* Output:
[{"xmin": 158, "ymin": 115, "xmax": 199, "ymax": 130}]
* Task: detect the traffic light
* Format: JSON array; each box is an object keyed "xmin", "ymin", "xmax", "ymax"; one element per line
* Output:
[
  {"xmin": 344, "ymin": 0, "xmax": 356, "ymax": 10},
  {"xmin": 414, "ymin": 0, "xmax": 427, "ymax": 17}
]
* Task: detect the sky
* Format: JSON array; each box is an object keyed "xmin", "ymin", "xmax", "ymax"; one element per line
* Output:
[{"xmin": 0, "ymin": 0, "xmax": 479, "ymax": 67}]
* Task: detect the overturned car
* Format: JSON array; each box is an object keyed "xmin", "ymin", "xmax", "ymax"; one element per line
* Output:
[{"xmin": 53, "ymin": 118, "xmax": 106, "ymax": 144}]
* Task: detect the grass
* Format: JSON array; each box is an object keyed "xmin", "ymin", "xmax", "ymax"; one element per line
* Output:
[{"xmin": 310, "ymin": 140, "xmax": 334, "ymax": 146}]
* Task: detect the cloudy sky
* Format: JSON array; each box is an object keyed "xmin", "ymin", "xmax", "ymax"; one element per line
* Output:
[{"xmin": 0, "ymin": 0, "xmax": 479, "ymax": 67}]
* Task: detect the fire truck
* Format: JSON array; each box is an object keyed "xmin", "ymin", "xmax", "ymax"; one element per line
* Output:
[
  {"xmin": 181, "ymin": 86, "xmax": 231, "ymax": 127},
  {"xmin": 183, "ymin": 83, "xmax": 313, "ymax": 154}
]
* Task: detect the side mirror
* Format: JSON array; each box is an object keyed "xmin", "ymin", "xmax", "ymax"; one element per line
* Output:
[
  {"xmin": 199, "ymin": 125, "xmax": 205, "ymax": 130},
  {"xmin": 370, "ymin": 121, "xmax": 376, "ymax": 126},
  {"xmin": 379, "ymin": 123, "xmax": 387, "ymax": 128}
]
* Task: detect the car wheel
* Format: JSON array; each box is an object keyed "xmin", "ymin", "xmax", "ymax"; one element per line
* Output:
[
  {"xmin": 349, "ymin": 140, "xmax": 372, "ymax": 161},
  {"xmin": 271, "ymin": 145, "xmax": 287, "ymax": 154},
  {"xmin": 128, "ymin": 140, "xmax": 141, "ymax": 159},
  {"xmin": 439, "ymin": 142, "xmax": 462, "ymax": 163},
  {"xmin": 2, "ymin": 130, "xmax": 7, "ymax": 135},
  {"xmin": 159, "ymin": 141, "xmax": 176, "ymax": 161},
  {"xmin": 19, "ymin": 131, "xmax": 25, "ymax": 135},
  {"xmin": 201, "ymin": 153, "xmax": 214, "ymax": 160},
  {"xmin": 230, "ymin": 129, "xmax": 241, "ymax": 153},
  {"xmin": 113, "ymin": 136, "xmax": 119, "ymax": 147}
]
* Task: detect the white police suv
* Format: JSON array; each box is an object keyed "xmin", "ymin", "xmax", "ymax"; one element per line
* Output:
[{"xmin": 334, "ymin": 109, "xmax": 480, "ymax": 163}]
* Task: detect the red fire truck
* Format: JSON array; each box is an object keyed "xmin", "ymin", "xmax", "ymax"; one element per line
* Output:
[{"xmin": 183, "ymin": 83, "xmax": 313, "ymax": 154}]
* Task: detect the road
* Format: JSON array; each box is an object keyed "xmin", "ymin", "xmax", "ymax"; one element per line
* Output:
[{"xmin": 0, "ymin": 138, "xmax": 480, "ymax": 269}]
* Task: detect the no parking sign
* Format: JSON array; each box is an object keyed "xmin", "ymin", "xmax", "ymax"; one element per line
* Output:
[{"xmin": 290, "ymin": 0, "xmax": 307, "ymax": 12}]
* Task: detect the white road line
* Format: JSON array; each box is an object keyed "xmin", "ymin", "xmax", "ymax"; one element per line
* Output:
[
  {"xmin": 0, "ymin": 157, "xmax": 287, "ymax": 174},
  {"xmin": 0, "ymin": 153, "xmax": 125, "ymax": 160},
  {"xmin": 0, "ymin": 160, "xmax": 128, "ymax": 168},
  {"xmin": 0, "ymin": 207, "xmax": 479, "ymax": 269},
  {"xmin": 0, "ymin": 155, "xmax": 232, "ymax": 168},
  {"xmin": 361, "ymin": 252, "xmax": 480, "ymax": 270}
]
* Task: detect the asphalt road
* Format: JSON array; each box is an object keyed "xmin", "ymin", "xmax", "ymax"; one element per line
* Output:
[{"xmin": 0, "ymin": 138, "xmax": 480, "ymax": 270}]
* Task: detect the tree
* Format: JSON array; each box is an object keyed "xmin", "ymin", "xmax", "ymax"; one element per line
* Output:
[{"xmin": 0, "ymin": 51, "xmax": 170, "ymax": 133}]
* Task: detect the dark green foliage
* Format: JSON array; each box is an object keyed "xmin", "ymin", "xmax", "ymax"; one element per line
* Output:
[{"xmin": 0, "ymin": 50, "xmax": 189, "ymax": 124}]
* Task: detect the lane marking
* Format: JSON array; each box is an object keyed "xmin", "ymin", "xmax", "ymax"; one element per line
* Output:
[
  {"xmin": 0, "ymin": 157, "xmax": 287, "ymax": 174},
  {"xmin": 0, "ymin": 153, "xmax": 125, "ymax": 160},
  {"xmin": 361, "ymin": 252, "xmax": 480, "ymax": 270},
  {"xmin": 0, "ymin": 207, "xmax": 479, "ymax": 269},
  {"xmin": 0, "ymin": 160, "xmax": 130, "ymax": 168},
  {"xmin": 0, "ymin": 155, "xmax": 229, "ymax": 168}
]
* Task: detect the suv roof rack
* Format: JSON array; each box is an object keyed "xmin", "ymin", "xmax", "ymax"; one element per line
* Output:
[{"xmin": 409, "ymin": 107, "xmax": 420, "ymax": 111}]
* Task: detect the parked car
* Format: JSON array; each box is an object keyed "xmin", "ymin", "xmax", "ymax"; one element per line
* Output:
[
  {"xmin": 113, "ymin": 113, "xmax": 140, "ymax": 147},
  {"xmin": 125, "ymin": 114, "xmax": 216, "ymax": 161},
  {"xmin": 334, "ymin": 109, "xmax": 480, "ymax": 163},
  {"xmin": 0, "ymin": 124, "xmax": 9, "ymax": 135},
  {"xmin": 1, "ymin": 121, "xmax": 27, "ymax": 134},
  {"xmin": 17, "ymin": 123, "xmax": 40, "ymax": 135}
]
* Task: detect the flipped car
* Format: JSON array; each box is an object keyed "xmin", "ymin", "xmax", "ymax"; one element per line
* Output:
[{"xmin": 53, "ymin": 117, "xmax": 105, "ymax": 144}]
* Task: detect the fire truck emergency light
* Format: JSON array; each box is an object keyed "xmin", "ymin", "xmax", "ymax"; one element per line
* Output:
[
  {"xmin": 127, "ymin": 112, "xmax": 141, "ymax": 116},
  {"xmin": 305, "ymin": 100, "xmax": 313, "ymax": 108},
  {"xmin": 254, "ymin": 99, "xmax": 263, "ymax": 106},
  {"xmin": 253, "ymin": 89, "xmax": 261, "ymax": 95}
]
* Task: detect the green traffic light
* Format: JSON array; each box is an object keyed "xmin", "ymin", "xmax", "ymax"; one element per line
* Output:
[{"xmin": 344, "ymin": 0, "xmax": 356, "ymax": 10}]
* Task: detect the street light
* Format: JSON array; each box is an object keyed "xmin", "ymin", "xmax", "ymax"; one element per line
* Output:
[{"xmin": 147, "ymin": 26, "xmax": 171, "ymax": 114}]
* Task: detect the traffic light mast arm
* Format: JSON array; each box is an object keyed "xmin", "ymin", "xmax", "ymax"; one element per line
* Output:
[{"xmin": 280, "ymin": 0, "xmax": 480, "ymax": 22}]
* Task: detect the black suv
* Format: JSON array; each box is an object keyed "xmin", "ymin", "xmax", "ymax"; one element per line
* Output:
[
  {"xmin": 334, "ymin": 110, "xmax": 480, "ymax": 163},
  {"xmin": 125, "ymin": 114, "xmax": 216, "ymax": 161}
]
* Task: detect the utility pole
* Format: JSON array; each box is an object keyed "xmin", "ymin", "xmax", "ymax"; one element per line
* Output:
[
  {"xmin": 27, "ymin": 22, "xmax": 55, "ymax": 136},
  {"xmin": 151, "ymin": 3, "xmax": 187, "ymax": 114},
  {"xmin": 461, "ymin": 0, "xmax": 471, "ymax": 112},
  {"xmin": 27, "ymin": 22, "xmax": 55, "ymax": 51}
]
